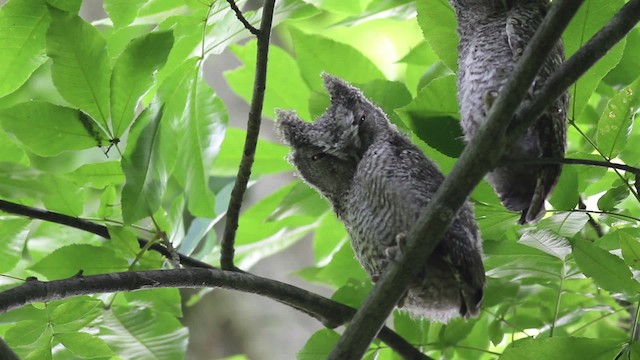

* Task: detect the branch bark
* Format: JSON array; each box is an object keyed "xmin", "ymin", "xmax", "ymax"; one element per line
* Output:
[
  {"xmin": 0, "ymin": 269, "xmax": 429, "ymax": 360},
  {"xmin": 328, "ymin": 1, "xmax": 587, "ymax": 358},
  {"xmin": 225, "ymin": 0, "xmax": 259, "ymax": 35},
  {"xmin": 220, "ymin": 0, "xmax": 276, "ymax": 271}
]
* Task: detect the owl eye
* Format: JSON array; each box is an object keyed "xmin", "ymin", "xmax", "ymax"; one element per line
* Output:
[
  {"xmin": 359, "ymin": 114, "xmax": 366, "ymax": 123},
  {"xmin": 311, "ymin": 152, "xmax": 326, "ymax": 161},
  {"xmin": 353, "ymin": 114, "xmax": 365, "ymax": 125}
]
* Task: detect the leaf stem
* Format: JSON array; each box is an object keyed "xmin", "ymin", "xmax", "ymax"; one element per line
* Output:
[{"xmin": 549, "ymin": 261, "xmax": 566, "ymax": 337}]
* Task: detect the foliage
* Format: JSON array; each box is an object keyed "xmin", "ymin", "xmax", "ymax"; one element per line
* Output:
[{"xmin": 0, "ymin": 0, "xmax": 639, "ymax": 359}]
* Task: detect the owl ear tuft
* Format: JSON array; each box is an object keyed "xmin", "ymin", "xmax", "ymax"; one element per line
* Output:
[
  {"xmin": 321, "ymin": 73, "xmax": 361, "ymax": 105},
  {"xmin": 275, "ymin": 110, "xmax": 308, "ymax": 146}
]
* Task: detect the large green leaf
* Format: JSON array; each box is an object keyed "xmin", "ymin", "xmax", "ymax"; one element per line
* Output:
[
  {"xmin": 604, "ymin": 28, "xmax": 640, "ymax": 87},
  {"xmin": 46, "ymin": 7, "xmax": 112, "ymax": 132},
  {"xmin": 501, "ymin": 337, "xmax": 623, "ymax": 360},
  {"xmin": 620, "ymin": 231, "xmax": 640, "ymax": 270},
  {"xmin": 111, "ymin": 30, "xmax": 174, "ymax": 137},
  {"xmin": 104, "ymin": 0, "xmax": 147, "ymax": 28},
  {"xmin": 518, "ymin": 230, "xmax": 571, "ymax": 260},
  {"xmin": 416, "ymin": 0, "xmax": 457, "ymax": 71},
  {"xmin": 226, "ymin": 41, "xmax": 311, "ymax": 120},
  {"xmin": 0, "ymin": 218, "xmax": 29, "ymax": 273},
  {"xmin": 68, "ymin": 161, "xmax": 125, "ymax": 188},
  {"xmin": 48, "ymin": 297, "xmax": 103, "ymax": 333},
  {"xmin": 0, "ymin": 0, "xmax": 49, "ymax": 97},
  {"xmin": 536, "ymin": 212, "xmax": 590, "ymax": 238},
  {"xmin": 297, "ymin": 329, "xmax": 340, "ymax": 360},
  {"xmin": 121, "ymin": 101, "xmax": 175, "ymax": 224},
  {"xmin": 173, "ymin": 70, "xmax": 227, "ymax": 218},
  {"xmin": 29, "ymin": 244, "xmax": 129, "ymax": 279},
  {"xmin": 572, "ymin": 239, "xmax": 640, "ymax": 295},
  {"xmin": 563, "ymin": 0, "xmax": 625, "ymax": 119},
  {"xmin": 0, "ymin": 101, "xmax": 106, "ymax": 156},
  {"xmin": 55, "ymin": 332, "xmax": 114, "ymax": 358},
  {"xmin": 100, "ymin": 306, "xmax": 188, "ymax": 360},
  {"xmin": 289, "ymin": 27, "xmax": 384, "ymax": 92},
  {"xmin": 596, "ymin": 77, "xmax": 640, "ymax": 158}
]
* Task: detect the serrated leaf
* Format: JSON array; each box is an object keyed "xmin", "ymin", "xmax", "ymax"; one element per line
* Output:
[
  {"xmin": 69, "ymin": 161, "xmax": 124, "ymax": 188},
  {"xmin": 519, "ymin": 230, "xmax": 571, "ymax": 260},
  {"xmin": 290, "ymin": 28, "xmax": 384, "ymax": 92},
  {"xmin": 297, "ymin": 329, "xmax": 340, "ymax": 360},
  {"xmin": 0, "ymin": 102, "xmax": 106, "ymax": 156},
  {"xmin": 0, "ymin": 0, "xmax": 49, "ymax": 97},
  {"xmin": 501, "ymin": 337, "xmax": 623, "ymax": 360},
  {"xmin": 416, "ymin": 0, "xmax": 457, "ymax": 71},
  {"xmin": 29, "ymin": 244, "xmax": 129, "ymax": 279},
  {"xmin": 100, "ymin": 306, "xmax": 188, "ymax": 360},
  {"xmin": 56, "ymin": 332, "xmax": 115, "ymax": 358},
  {"xmin": 596, "ymin": 77, "xmax": 640, "ymax": 158},
  {"xmin": 597, "ymin": 185, "xmax": 630, "ymax": 212},
  {"xmin": 48, "ymin": 297, "xmax": 103, "ymax": 332},
  {"xmin": 111, "ymin": 30, "xmax": 174, "ymax": 137},
  {"xmin": 121, "ymin": 102, "xmax": 175, "ymax": 224},
  {"xmin": 572, "ymin": 239, "xmax": 640, "ymax": 295},
  {"xmin": 563, "ymin": 0, "xmax": 625, "ymax": 119},
  {"xmin": 46, "ymin": 7, "xmax": 111, "ymax": 131},
  {"xmin": 536, "ymin": 212, "xmax": 590, "ymax": 238},
  {"xmin": 4, "ymin": 320, "xmax": 48, "ymax": 346},
  {"xmin": 620, "ymin": 231, "xmax": 640, "ymax": 270},
  {"xmin": 226, "ymin": 41, "xmax": 311, "ymax": 120}
]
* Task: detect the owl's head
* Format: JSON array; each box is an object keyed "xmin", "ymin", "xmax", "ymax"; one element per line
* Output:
[{"xmin": 275, "ymin": 74, "xmax": 392, "ymax": 202}]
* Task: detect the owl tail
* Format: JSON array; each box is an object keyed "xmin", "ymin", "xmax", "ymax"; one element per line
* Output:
[{"xmin": 460, "ymin": 286, "xmax": 484, "ymax": 319}]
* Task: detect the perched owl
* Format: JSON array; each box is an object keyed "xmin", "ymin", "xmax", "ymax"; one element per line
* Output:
[
  {"xmin": 450, "ymin": 0, "xmax": 568, "ymax": 224},
  {"xmin": 276, "ymin": 74, "xmax": 485, "ymax": 322}
]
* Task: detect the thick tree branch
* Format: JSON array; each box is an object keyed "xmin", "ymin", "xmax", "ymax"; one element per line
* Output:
[
  {"xmin": 0, "ymin": 338, "xmax": 19, "ymax": 360},
  {"xmin": 329, "ymin": 1, "xmax": 586, "ymax": 358},
  {"xmin": 0, "ymin": 199, "xmax": 213, "ymax": 269},
  {"xmin": 0, "ymin": 269, "xmax": 429, "ymax": 360},
  {"xmin": 506, "ymin": 157, "xmax": 640, "ymax": 175},
  {"xmin": 220, "ymin": 0, "xmax": 275, "ymax": 271},
  {"xmin": 225, "ymin": 0, "xmax": 259, "ymax": 35}
]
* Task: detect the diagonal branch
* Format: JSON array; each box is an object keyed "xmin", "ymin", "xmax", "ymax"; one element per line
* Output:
[
  {"xmin": 0, "ymin": 199, "xmax": 213, "ymax": 269},
  {"xmin": 328, "ymin": 1, "xmax": 586, "ymax": 358},
  {"xmin": 225, "ymin": 0, "xmax": 259, "ymax": 35},
  {"xmin": 0, "ymin": 269, "xmax": 429, "ymax": 360},
  {"xmin": 220, "ymin": 0, "xmax": 276, "ymax": 270}
]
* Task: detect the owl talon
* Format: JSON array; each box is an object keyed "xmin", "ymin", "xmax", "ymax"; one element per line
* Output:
[
  {"xmin": 484, "ymin": 90, "xmax": 499, "ymax": 113},
  {"xmin": 371, "ymin": 274, "xmax": 380, "ymax": 283},
  {"xmin": 385, "ymin": 232, "xmax": 407, "ymax": 261}
]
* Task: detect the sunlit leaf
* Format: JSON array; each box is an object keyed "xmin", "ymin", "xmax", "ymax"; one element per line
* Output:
[
  {"xmin": 416, "ymin": 0, "xmax": 457, "ymax": 71},
  {"xmin": 104, "ymin": 0, "xmax": 147, "ymax": 28},
  {"xmin": 56, "ymin": 332, "xmax": 115, "ymax": 358},
  {"xmin": 297, "ymin": 329, "xmax": 340, "ymax": 360},
  {"xmin": 620, "ymin": 231, "xmax": 640, "ymax": 270},
  {"xmin": 29, "ymin": 244, "xmax": 129, "ymax": 279},
  {"xmin": 596, "ymin": 77, "xmax": 640, "ymax": 158},
  {"xmin": 501, "ymin": 337, "xmax": 623, "ymax": 360},
  {"xmin": 536, "ymin": 212, "xmax": 590, "ymax": 238},
  {"xmin": 0, "ymin": 218, "xmax": 29, "ymax": 273},
  {"xmin": 518, "ymin": 230, "xmax": 571, "ymax": 260}
]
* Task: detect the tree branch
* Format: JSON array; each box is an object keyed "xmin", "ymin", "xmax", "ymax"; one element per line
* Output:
[
  {"xmin": 0, "ymin": 269, "xmax": 429, "ymax": 360},
  {"xmin": 220, "ymin": 0, "xmax": 276, "ymax": 271},
  {"xmin": 225, "ymin": 0, "xmax": 259, "ymax": 35},
  {"xmin": 0, "ymin": 199, "xmax": 213, "ymax": 269},
  {"xmin": 328, "ymin": 1, "xmax": 586, "ymax": 358},
  {"xmin": 506, "ymin": 157, "xmax": 640, "ymax": 175},
  {"xmin": 0, "ymin": 338, "xmax": 19, "ymax": 360}
]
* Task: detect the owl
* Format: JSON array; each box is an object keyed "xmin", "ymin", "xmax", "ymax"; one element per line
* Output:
[
  {"xmin": 276, "ymin": 74, "xmax": 485, "ymax": 322},
  {"xmin": 450, "ymin": 0, "xmax": 568, "ymax": 224}
]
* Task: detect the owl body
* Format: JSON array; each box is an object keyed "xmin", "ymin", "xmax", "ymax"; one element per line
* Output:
[
  {"xmin": 277, "ymin": 75, "xmax": 485, "ymax": 322},
  {"xmin": 451, "ymin": 0, "xmax": 568, "ymax": 223}
]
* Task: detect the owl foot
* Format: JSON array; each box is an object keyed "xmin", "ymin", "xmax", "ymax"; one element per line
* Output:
[
  {"xmin": 371, "ymin": 273, "xmax": 408, "ymax": 308},
  {"xmin": 483, "ymin": 90, "xmax": 499, "ymax": 113},
  {"xmin": 384, "ymin": 232, "xmax": 407, "ymax": 261}
]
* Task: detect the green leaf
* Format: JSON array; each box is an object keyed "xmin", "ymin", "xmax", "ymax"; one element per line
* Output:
[
  {"xmin": 173, "ymin": 71, "xmax": 227, "ymax": 218},
  {"xmin": 267, "ymin": 181, "xmax": 326, "ymax": 221},
  {"xmin": 290, "ymin": 27, "xmax": 384, "ymax": 92},
  {"xmin": 596, "ymin": 77, "xmax": 640, "ymax": 158},
  {"xmin": 620, "ymin": 231, "xmax": 640, "ymax": 270},
  {"xmin": 0, "ymin": 0, "xmax": 49, "ymax": 97},
  {"xmin": 104, "ymin": 0, "xmax": 147, "ymax": 28},
  {"xmin": 501, "ymin": 337, "xmax": 623, "ymax": 360},
  {"xmin": 597, "ymin": 184, "xmax": 630, "ymax": 212},
  {"xmin": 604, "ymin": 28, "xmax": 640, "ymax": 87},
  {"xmin": 41, "ymin": 175, "xmax": 84, "ymax": 216},
  {"xmin": 0, "ymin": 102, "xmax": 106, "ymax": 156},
  {"xmin": 212, "ymin": 128, "xmax": 292, "ymax": 177},
  {"xmin": 475, "ymin": 203, "xmax": 520, "ymax": 240},
  {"xmin": 416, "ymin": 0, "xmax": 457, "ymax": 71},
  {"xmin": 549, "ymin": 166, "xmax": 579, "ymax": 210},
  {"xmin": 56, "ymin": 332, "xmax": 115, "ymax": 358},
  {"xmin": 297, "ymin": 329, "xmax": 340, "ymax": 360},
  {"xmin": 121, "ymin": 102, "xmax": 175, "ymax": 224},
  {"xmin": 100, "ymin": 306, "xmax": 188, "ymax": 360},
  {"xmin": 0, "ymin": 218, "xmax": 29, "ymax": 273},
  {"xmin": 359, "ymin": 79, "xmax": 412, "ymax": 125},
  {"xmin": 536, "ymin": 212, "xmax": 590, "ymax": 238},
  {"xmin": 563, "ymin": 0, "xmax": 625, "ymax": 119},
  {"xmin": 124, "ymin": 289, "xmax": 183, "ymax": 317},
  {"xmin": 46, "ymin": 7, "xmax": 111, "ymax": 132},
  {"xmin": 69, "ymin": 161, "xmax": 124, "ymax": 188},
  {"xmin": 572, "ymin": 239, "xmax": 640, "ymax": 295},
  {"xmin": 331, "ymin": 279, "xmax": 372, "ymax": 309},
  {"xmin": 111, "ymin": 30, "xmax": 174, "ymax": 137},
  {"xmin": 312, "ymin": 212, "xmax": 348, "ymax": 264},
  {"xmin": 397, "ymin": 75, "xmax": 463, "ymax": 157},
  {"xmin": 4, "ymin": 320, "xmax": 48, "ymax": 346},
  {"xmin": 46, "ymin": 0, "xmax": 82, "ymax": 13},
  {"xmin": 518, "ymin": 230, "xmax": 571, "ymax": 260},
  {"xmin": 29, "ymin": 244, "xmax": 129, "ymax": 279},
  {"xmin": 226, "ymin": 41, "xmax": 311, "ymax": 120},
  {"xmin": 49, "ymin": 298, "xmax": 102, "ymax": 333}
]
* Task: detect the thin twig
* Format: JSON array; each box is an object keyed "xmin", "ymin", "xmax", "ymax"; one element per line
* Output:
[
  {"xmin": 578, "ymin": 198, "xmax": 604, "ymax": 237},
  {"xmin": 506, "ymin": 157, "xmax": 640, "ymax": 175},
  {"xmin": 220, "ymin": 0, "xmax": 276, "ymax": 270},
  {"xmin": 328, "ymin": 1, "xmax": 586, "ymax": 358},
  {"xmin": 0, "ymin": 269, "xmax": 429, "ymax": 360},
  {"xmin": 225, "ymin": 0, "xmax": 259, "ymax": 35},
  {"xmin": 0, "ymin": 199, "xmax": 212, "ymax": 269}
]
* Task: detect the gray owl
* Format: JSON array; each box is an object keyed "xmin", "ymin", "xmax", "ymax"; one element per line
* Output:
[
  {"xmin": 450, "ymin": 0, "xmax": 568, "ymax": 224},
  {"xmin": 276, "ymin": 74, "xmax": 485, "ymax": 322}
]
